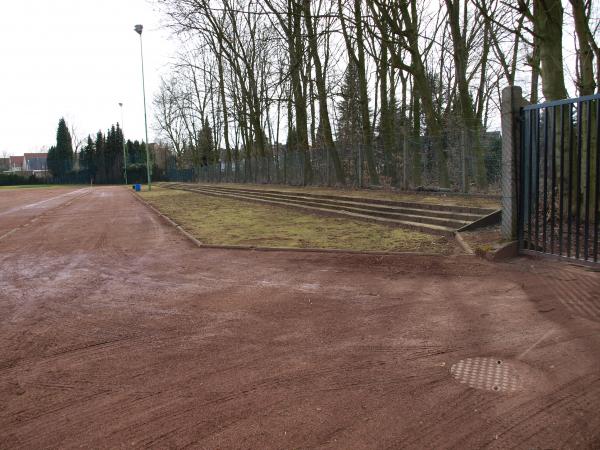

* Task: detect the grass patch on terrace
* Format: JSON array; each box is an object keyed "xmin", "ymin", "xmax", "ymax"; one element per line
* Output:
[
  {"xmin": 139, "ymin": 186, "xmax": 453, "ymax": 253},
  {"xmin": 459, "ymin": 224, "xmax": 510, "ymax": 256},
  {"xmin": 184, "ymin": 182, "xmax": 501, "ymax": 209}
]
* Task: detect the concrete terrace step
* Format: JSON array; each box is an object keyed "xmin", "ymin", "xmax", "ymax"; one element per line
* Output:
[
  {"xmin": 194, "ymin": 184, "xmax": 497, "ymax": 216},
  {"xmin": 162, "ymin": 183, "xmax": 458, "ymax": 235},
  {"xmin": 189, "ymin": 187, "xmax": 455, "ymax": 235},
  {"xmin": 194, "ymin": 184, "xmax": 484, "ymax": 223},
  {"xmin": 190, "ymin": 186, "xmax": 471, "ymax": 229}
]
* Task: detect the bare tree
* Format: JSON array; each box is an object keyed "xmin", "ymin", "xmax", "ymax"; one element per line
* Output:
[{"xmin": 153, "ymin": 76, "xmax": 186, "ymax": 160}]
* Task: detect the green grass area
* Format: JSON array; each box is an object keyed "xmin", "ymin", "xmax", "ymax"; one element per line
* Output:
[
  {"xmin": 139, "ymin": 186, "xmax": 453, "ymax": 253},
  {"xmin": 165, "ymin": 182, "xmax": 501, "ymax": 209}
]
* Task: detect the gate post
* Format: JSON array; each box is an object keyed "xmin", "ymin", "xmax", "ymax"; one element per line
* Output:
[
  {"xmin": 501, "ymin": 86, "xmax": 526, "ymax": 240},
  {"xmin": 402, "ymin": 127, "xmax": 409, "ymax": 191}
]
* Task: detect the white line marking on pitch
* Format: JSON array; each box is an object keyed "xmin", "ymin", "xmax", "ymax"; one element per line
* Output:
[
  {"xmin": 0, "ymin": 189, "xmax": 90, "ymax": 242},
  {"xmin": 0, "ymin": 188, "xmax": 88, "ymax": 217},
  {"xmin": 516, "ymin": 329, "xmax": 555, "ymax": 360}
]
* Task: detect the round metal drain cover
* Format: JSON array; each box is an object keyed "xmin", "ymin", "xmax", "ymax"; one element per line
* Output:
[{"xmin": 450, "ymin": 357, "xmax": 522, "ymax": 393}]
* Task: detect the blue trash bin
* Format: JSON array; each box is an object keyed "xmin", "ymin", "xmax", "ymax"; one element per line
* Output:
[{"xmin": 134, "ymin": 184, "xmax": 141, "ymax": 192}]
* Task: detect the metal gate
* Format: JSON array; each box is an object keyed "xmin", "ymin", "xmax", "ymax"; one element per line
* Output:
[{"xmin": 519, "ymin": 95, "xmax": 600, "ymax": 265}]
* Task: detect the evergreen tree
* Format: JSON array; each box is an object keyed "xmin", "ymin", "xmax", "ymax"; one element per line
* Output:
[
  {"xmin": 79, "ymin": 135, "xmax": 96, "ymax": 179},
  {"xmin": 140, "ymin": 141, "xmax": 149, "ymax": 166},
  {"xmin": 95, "ymin": 130, "xmax": 106, "ymax": 183},
  {"xmin": 105, "ymin": 125, "xmax": 118, "ymax": 181},
  {"xmin": 47, "ymin": 118, "xmax": 73, "ymax": 177},
  {"xmin": 336, "ymin": 61, "xmax": 363, "ymax": 157},
  {"xmin": 87, "ymin": 124, "xmax": 124, "ymax": 183},
  {"xmin": 127, "ymin": 140, "xmax": 141, "ymax": 164},
  {"xmin": 47, "ymin": 146, "xmax": 59, "ymax": 177},
  {"xmin": 198, "ymin": 118, "xmax": 215, "ymax": 165},
  {"xmin": 114, "ymin": 124, "xmax": 125, "ymax": 180},
  {"xmin": 55, "ymin": 118, "xmax": 74, "ymax": 176},
  {"xmin": 126, "ymin": 139, "xmax": 149, "ymax": 167}
]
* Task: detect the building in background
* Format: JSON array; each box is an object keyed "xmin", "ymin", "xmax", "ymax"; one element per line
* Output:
[
  {"xmin": 0, "ymin": 158, "xmax": 9, "ymax": 172},
  {"xmin": 5, "ymin": 153, "xmax": 48, "ymax": 177},
  {"xmin": 23, "ymin": 153, "xmax": 48, "ymax": 172},
  {"xmin": 9, "ymin": 156, "xmax": 24, "ymax": 172}
]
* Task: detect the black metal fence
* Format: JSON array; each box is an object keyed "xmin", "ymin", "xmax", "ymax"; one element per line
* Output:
[
  {"xmin": 519, "ymin": 94, "xmax": 600, "ymax": 264},
  {"xmin": 167, "ymin": 127, "xmax": 502, "ymax": 194}
]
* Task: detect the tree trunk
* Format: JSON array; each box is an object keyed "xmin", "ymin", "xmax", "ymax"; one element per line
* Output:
[
  {"xmin": 302, "ymin": 0, "xmax": 344, "ymax": 185},
  {"xmin": 534, "ymin": 0, "xmax": 568, "ymax": 101},
  {"xmin": 571, "ymin": 0, "xmax": 597, "ymax": 218},
  {"xmin": 411, "ymin": 83, "xmax": 422, "ymax": 187},
  {"xmin": 571, "ymin": 0, "xmax": 596, "ymax": 96},
  {"xmin": 401, "ymin": 0, "xmax": 448, "ymax": 187},
  {"xmin": 444, "ymin": 0, "xmax": 486, "ymax": 189},
  {"xmin": 290, "ymin": 0, "xmax": 313, "ymax": 184},
  {"xmin": 357, "ymin": 0, "xmax": 379, "ymax": 185},
  {"xmin": 379, "ymin": 24, "xmax": 397, "ymax": 185}
]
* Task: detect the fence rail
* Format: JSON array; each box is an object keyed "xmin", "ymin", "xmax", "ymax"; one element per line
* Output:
[{"xmin": 167, "ymin": 127, "xmax": 502, "ymax": 194}]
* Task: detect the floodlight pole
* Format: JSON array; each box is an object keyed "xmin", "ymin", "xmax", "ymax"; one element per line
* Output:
[
  {"xmin": 119, "ymin": 102, "xmax": 128, "ymax": 185},
  {"xmin": 135, "ymin": 24, "xmax": 151, "ymax": 191}
]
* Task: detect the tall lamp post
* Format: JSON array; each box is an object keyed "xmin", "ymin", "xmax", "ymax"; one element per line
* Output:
[
  {"xmin": 118, "ymin": 102, "xmax": 128, "ymax": 185},
  {"xmin": 134, "ymin": 24, "xmax": 152, "ymax": 191}
]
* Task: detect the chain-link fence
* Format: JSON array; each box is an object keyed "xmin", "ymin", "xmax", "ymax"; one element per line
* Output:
[{"xmin": 167, "ymin": 127, "xmax": 502, "ymax": 194}]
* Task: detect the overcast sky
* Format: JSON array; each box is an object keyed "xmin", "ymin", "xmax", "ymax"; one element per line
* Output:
[{"xmin": 0, "ymin": 0, "xmax": 174, "ymax": 156}]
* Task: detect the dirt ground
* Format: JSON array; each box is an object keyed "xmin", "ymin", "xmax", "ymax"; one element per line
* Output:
[
  {"xmin": 1, "ymin": 186, "xmax": 599, "ymax": 449},
  {"xmin": 0, "ymin": 186, "xmax": 86, "ymax": 238}
]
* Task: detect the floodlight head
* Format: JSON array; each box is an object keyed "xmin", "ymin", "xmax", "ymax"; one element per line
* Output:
[{"xmin": 134, "ymin": 24, "xmax": 143, "ymax": 35}]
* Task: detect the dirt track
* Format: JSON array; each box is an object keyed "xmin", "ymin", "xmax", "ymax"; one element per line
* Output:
[
  {"xmin": 1, "ymin": 186, "xmax": 599, "ymax": 449},
  {"xmin": 0, "ymin": 187, "xmax": 86, "ymax": 238}
]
